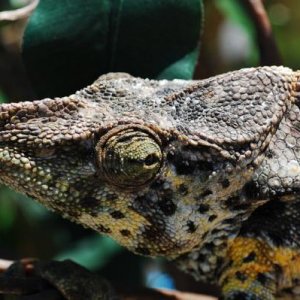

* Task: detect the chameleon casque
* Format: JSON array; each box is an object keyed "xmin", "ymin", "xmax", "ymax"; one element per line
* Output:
[{"xmin": 1, "ymin": 66, "xmax": 300, "ymax": 299}]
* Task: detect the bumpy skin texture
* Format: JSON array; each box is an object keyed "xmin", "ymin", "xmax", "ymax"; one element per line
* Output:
[{"xmin": 1, "ymin": 66, "xmax": 300, "ymax": 299}]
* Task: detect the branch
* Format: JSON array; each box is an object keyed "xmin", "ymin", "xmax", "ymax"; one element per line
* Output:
[
  {"xmin": 118, "ymin": 288, "xmax": 216, "ymax": 300},
  {"xmin": 240, "ymin": 0, "xmax": 282, "ymax": 65},
  {"xmin": 0, "ymin": 277, "xmax": 51, "ymax": 295},
  {"xmin": 0, "ymin": 259, "xmax": 13, "ymax": 273},
  {"xmin": 0, "ymin": 259, "xmax": 215, "ymax": 299},
  {"xmin": 0, "ymin": 0, "xmax": 39, "ymax": 21}
]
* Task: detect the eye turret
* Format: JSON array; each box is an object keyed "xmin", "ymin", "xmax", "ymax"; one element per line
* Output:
[{"xmin": 97, "ymin": 126, "xmax": 163, "ymax": 189}]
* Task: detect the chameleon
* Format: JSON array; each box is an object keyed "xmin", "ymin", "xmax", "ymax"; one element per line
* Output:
[{"xmin": 0, "ymin": 66, "xmax": 300, "ymax": 299}]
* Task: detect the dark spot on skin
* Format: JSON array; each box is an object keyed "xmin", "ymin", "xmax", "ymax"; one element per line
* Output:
[
  {"xmin": 150, "ymin": 178, "xmax": 165, "ymax": 189},
  {"xmin": 97, "ymin": 225, "xmax": 112, "ymax": 234},
  {"xmin": 235, "ymin": 271, "xmax": 247, "ymax": 282},
  {"xmin": 135, "ymin": 247, "xmax": 150, "ymax": 255},
  {"xmin": 106, "ymin": 193, "xmax": 118, "ymax": 201},
  {"xmin": 158, "ymin": 200, "xmax": 177, "ymax": 216},
  {"xmin": 143, "ymin": 226, "xmax": 161, "ymax": 242},
  {"xmin": 293, "ymin": 278, "xmax": 300, "ymax": 285},
  {"xmin": 120, "ymin": 229, "xmax": 131, "ymax": 237},
  {"xmin": 202, "ymin": 231, "xmax": 209, "ymax": 240},
  {"xmin": 221, "ymin": 178, "xmax": 230, "ymax": 188},
  {"xmin": 242, "ymin": 181, "xmax": 261, "ymax": 200},
  {"xmin": 178, "ymin": 184, "xmax": 189, "ymax": 195},
  {"xmin": 81, "ymin": 196, "xmax": 100, "ymax": 208},
  {"xmin": 110, "ymin": 210, "xmax": 125, "ymax": 219},
  {"xmin": 195, "ymin": 190, "xmax": 212, "ymax": 201},
  {"xmin": 186, "ymin": 221, "xmax": 197, "ymax": 233},
  {"xmin": 256, "ymin": 272, "xmax": 268, "ymax": 285},
  {"xmin": 224, "ymin": 196, "xmax": 239, "ymax": 209},
  {"xmin": 227, "ymin": 259, "xmax": 234, "ymax": 268},
  {"xmin": 222, "ymin": 276, "xmax": 229, "ymax": 286},
  {"xmin": 222, "ymin": 218, "xmax": 236, "ymax": 225},
  {"xmin": 211, "ymin": 228, "xmax": 221, "ymax": 235},
  {"xmin": 204, "ymin": 242, "xmax": 214, "ymax": 251},
  {"xmin": 208, "ymin": 215, "xmax": 217, "ymax": 222},
  {"xmin": 198, "ymin": 204, "xmax": 210, "ymax": 214},
  {"xmin": 225, "ymin": 196, "xmax": 250, "ymax": 211},
  {"xmin": 158, "ymin": 191, "xmax": 177, "ymax": 216},
  {"xmin": 161, "ymin": 188, "xmax": 173, "ymax": 200},
  {"xmin": 266, "ymin": 149, "xmax": 274, "ymax": 158},
  {"xmin": 172, "ymin": 159, "xmax": 195, "ymax": 175},
  {"xmin": 196, "ymin": 254, "xmax": 206, "ymax": 263},
  {"xmin": 243, "ymin": 251, "xmax": 256, "ymax": 263},
  {"xmin": 224, "ymin": 196, "xmax": 252, "ymax": 211}
]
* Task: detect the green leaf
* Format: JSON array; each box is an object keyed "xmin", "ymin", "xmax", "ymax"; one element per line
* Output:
[
  {"xmin": 55, "ymin": 235, "xmax": 122, "ymax": 271},
  {"xmin": 22, "ymin": 0, "xmax": 203, "ymax": 98},
  {"xmin": 0, "ymin": 187, "xmax": 17, "ymax": 232},
  {"xmin": 10, "ymin": 0, "xmax": 31, "ymax": 9},
  {"xmin": 0, "ymin": 89, "xmax": 8, "ymax": 103}
]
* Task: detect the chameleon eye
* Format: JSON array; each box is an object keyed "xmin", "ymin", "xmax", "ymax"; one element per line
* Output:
[{"xmin": 96, "ymin": 126, "xmax": 163, "ymax": 189}]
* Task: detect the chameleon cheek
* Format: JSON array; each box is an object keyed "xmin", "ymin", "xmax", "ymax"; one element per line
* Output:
[{"xmin": 95, "ymin": 125, "xmax": 163, "ymax": 189}]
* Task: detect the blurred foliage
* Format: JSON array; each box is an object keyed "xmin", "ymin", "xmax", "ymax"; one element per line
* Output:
[
  {"xmin": 0, "ymin": 90, "xmax": 7, "ymax": 103},
  {"xmin": 197, "ymin": 0, "xmax": 300, "ymax": 79},
  {"xmin": 214, "ymin": 0, "xmax": 259, "ymax": 65},
  {"xmin": 55, "ymin": 236, "xmax": 120, "ymax": 271},
  {"xmin": 0, "ymin": 0, "xmax": 299, "ymax": 297},
  {"xmin": 0, "ymin": 0, "xmax": 32, "ymax": 18}
]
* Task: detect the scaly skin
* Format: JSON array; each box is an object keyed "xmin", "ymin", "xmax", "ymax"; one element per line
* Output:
[{"xmin": 1, "ymin": 66, "xmax": 300, "ymax": 299}]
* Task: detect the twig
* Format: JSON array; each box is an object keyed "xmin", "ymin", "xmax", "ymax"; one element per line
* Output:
[
  {"xmin": 157, "ymin": 289, "xmax": 217, "ymax": 300},
  {"xmin": 0, "ymin": 259, "xmax": 214, "ymax": 299},
  {"xmin": 0, "ymin": 0, "xmax": 39, "ymax": 21},
  {"xmin": 240, "ymin": 0, "xmax": 282, "ymax": 65},
  {"xmin": 119, "ymin": 287, "xmax": 217, "ymax": 300},
  {"xmin": 0, "ymin": 259, "xmax": 13, "ymax": 273},
  {"xmin": 0, "ymin": 277, "xmax": 49, "ymax": 295}
]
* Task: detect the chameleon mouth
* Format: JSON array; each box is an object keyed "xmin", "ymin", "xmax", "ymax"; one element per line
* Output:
[{"xmin": 96, "ymin": 125, "xmax": 164, "ymax": 190}]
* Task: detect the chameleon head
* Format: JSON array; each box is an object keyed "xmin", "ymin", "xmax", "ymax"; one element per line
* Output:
[
  {"xmin": 0, "ymin": 67, "xmax": 295, "ymax": 257},
  {"xmin": 0, "ymin": 115, "xmax": 249, "ymax": 257}
]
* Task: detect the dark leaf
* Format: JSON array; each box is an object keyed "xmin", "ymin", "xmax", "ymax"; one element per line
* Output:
[{"xmin": 23, "ymin": 0, "xmax": 203, "ymax": 98}]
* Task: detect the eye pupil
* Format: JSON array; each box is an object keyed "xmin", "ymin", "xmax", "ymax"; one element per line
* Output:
[{"xmin": 144, "ymin": 154, "xmax": 159, "ymax": 166}]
